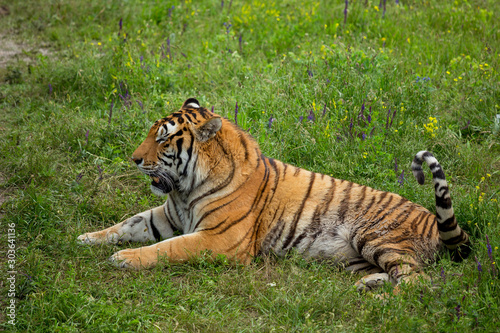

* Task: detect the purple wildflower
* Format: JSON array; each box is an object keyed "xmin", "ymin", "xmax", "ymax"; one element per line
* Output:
[
  {"xmin": 85, "ymin": 130, "xmax": 89, "ymax": 146},
  {"xmin": 307, "ymin": 69, "xmax": 313, "ymax": 77},
  {"xmin": 440, "ymin": 267, "xmax": 446, "ymax": 283},
  {"xmin": 223, "ymin": 22, "xmax": 232, "ymax": 34},
  {"xmin": 347, "ymin": 118, "xmax": 354, "ymax": 138},
  {"xmin": 48, "ymin": 83, "xmax": 53, "ymax": 95},
  {"xmin": 140, "ymin": 55, "xmax": 145, "ymax": 70},
  {"xmin": 221, "ymin": 0, "xmax": 224, "ymax": 10},
  {"xmin": 344, "ymin": 0, "xmax": 348, "ymax": 24},
  {"xmin": 211, "ymin": 106, "xmax": 214, "ymax": 113},
  {"xmin": 361, "ymin": 133, "xmax": 366, "ymax": 141},
  {"xmin": 390, "ymin": 108, "xmax": 396, "ymax": 127},
  {"xmin": 322, "ymin": 104, "xmax": 327, "ymax": 117},
  {"xmin": 108, "ymin": 99, "xmax": 114, "ymax": 125},
  {"xmin": 394, "ymin": 157, "xmax": 398, "ymax": 174},
  {"xmin": 239, "ymin": 33, "xmax": 243, "ymax": 53},
  {"xmin": 118, "ymin": 81, "xmax": 131, "ymax": 109},
  {"xmin": 168, "ymin": 6, "xmax": 174, "ymax": 18},
  {"xmin": 455, "ymin": 304, "xmax": 461, "ymax": 321},
  {"xmin": 475, "ymin": 256, "xmax": 483, "ymax": 273},
  {"xmin": 396, "ymin": 0, "xmax": 399, "ymax": 4},
  {"xmin": 386, "ymin": 108, "xmax": 396, "ymax": 129},
  {"xmin": 383, "ymin": 0, "xmax": 386, "ymax": 18},
  {"xmin": 76, "ymin": 172, "xmax": 83, "ymax": 184},
  {"xmin": 486, "ymin": 235, "xmax": 497, "ymax": 275},
  {"xmin": 307, "ymin": 110, "xmax": 316, "ymax": 122},
  {"xmin": 326, "ymin": 78, "xmax": 330, "ymax": 84},
  {"xmin": 298, "ymin": 116, "xmax": 304, "ymax": 123},
  {"xmin": 97, "ymin": 165, "xmax": 103, "ymax": 180},
  {"xmin": 119, "ymin": 94, "xmax": 130, "ymax": 109},
  {"xmin": 358, "ymin": 102, "xmax": 366, "ymax": 123},
  {"xmin": 486, "ymin": 235, "xmax": 493, "ymax": 259},
  {"xmin": 268, "ymin": 116, "xmax": 275, "ymax": 129},
  {"xmin": 397, "ymin": 170, "xmax": 405, "ymax": 186},
  {"xmin": 119, "ymin": 18, "xmax": 122, "ymax": 32},
  {"xmin": 137, "ymin": 100, "xmax": 144, "ymax": 111},
  {"xmin": 234, "ymin": 102, "xmax": 238, "ymax": 125}
]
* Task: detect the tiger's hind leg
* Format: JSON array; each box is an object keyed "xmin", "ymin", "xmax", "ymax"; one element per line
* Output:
[
  {"xmin": 387, "ymin": 263, "xmax": 430, "ymax": 294},
  {"xmin": 354, "ymin": 252, "xmax": 427, "ymax": 293},
  {"xmin": 345, "ymin": 256, "xmax": 384, "ymax": 274},
  {"xmin": 354, "ymin": 273, "xmax": 391, "ymax": 292},
  {"xmin": 344, "ymin": 256, "xmax": 389, "ymax": 292}
]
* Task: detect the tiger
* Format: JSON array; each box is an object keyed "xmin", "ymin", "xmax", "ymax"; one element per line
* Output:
[{"xmin": 77, "ymin": 98, "xmax": 471, "ymax": 292}]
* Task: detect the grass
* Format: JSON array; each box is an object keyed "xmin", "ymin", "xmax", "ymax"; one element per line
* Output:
[{"xmin": 0, "ymin": 0, "xmax": 499, "ymax": 331}]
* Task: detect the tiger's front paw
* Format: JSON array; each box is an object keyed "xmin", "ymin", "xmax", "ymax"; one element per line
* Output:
[
  {"xmin": 77, "ymin": 231, "xmax": 120, "ymax": 245},
  {"xmin": 77, "ymin": 233, "xmax": 101, "ymax": 245},
  {"xmin": 109, "ymin": 247, "xmax": 158, "ymax": 269}
]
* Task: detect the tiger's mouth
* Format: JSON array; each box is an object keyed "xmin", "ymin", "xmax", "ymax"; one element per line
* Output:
[{"xmin": 149, "ymin": 174, "xmax": 176, "ymax": 196}]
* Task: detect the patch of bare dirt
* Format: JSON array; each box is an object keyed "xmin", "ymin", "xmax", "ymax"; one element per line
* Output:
[
  {"xmin": 0, "ymin": 34, "xmax": 51, "ymax": 67},
  {"xmin": 0, "ymin": 5, "xmax": 50, "ymax": 68}
]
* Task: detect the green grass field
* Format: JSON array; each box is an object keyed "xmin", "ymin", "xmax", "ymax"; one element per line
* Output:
[{"xmin": 1, "ymin": 0, "xmax": 499, "ymax": 331}]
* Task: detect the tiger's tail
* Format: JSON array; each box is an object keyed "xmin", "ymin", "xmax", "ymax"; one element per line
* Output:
[{"xmin": 411, "ymin": 151, "xmax": 471, "ymax": 262}]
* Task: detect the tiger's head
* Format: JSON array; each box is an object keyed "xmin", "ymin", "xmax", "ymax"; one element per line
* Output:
[{"xmin": 131, "ymin": 98, "xmax": 222, "ymax": 196}]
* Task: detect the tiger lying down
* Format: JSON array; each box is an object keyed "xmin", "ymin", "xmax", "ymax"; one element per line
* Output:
[{"xmin": 78, "ymin": 98, "xmax": 471, "ymax": 292}]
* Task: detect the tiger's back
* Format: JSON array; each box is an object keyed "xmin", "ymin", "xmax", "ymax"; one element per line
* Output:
[{"xmin": 78, "ymin": 98, "xmax": 471, "ymax": 292}]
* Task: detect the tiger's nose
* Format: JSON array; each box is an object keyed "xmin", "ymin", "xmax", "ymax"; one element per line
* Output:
[{"xmin": 132, "ymin": 156, "xmax": 143, "ymax": 165}]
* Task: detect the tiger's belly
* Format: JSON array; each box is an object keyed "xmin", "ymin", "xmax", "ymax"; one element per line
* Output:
[{"xmin": 260, "ymin": 224, "xmax": 359, "ymax": 264}]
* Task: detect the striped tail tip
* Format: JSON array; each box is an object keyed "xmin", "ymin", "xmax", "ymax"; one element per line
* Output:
[
  {"xmin": 410, "ymin": 151, "xmax": 472, "ymax": 261},
  {"xmin": 411, "ymin": 151, "xmax": 428, "ymax": 185}
]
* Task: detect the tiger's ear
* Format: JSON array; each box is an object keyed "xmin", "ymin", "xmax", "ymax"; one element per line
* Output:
[
  {"xmin": 194, "ymin": 116, "xmax": 222, "ymax": 142},
  {"xmin": 182, "ymin": 98, "xmax": 201, "ymax": 109}
]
